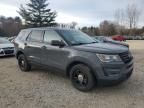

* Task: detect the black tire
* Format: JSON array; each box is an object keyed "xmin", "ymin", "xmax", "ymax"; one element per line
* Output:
[
  {"xmin": 70, "ymin": 64, "xmax": 96, "ymax": 92},
  {"xmin": 18, "ymin": 54, "xmax": 31, "ymax": 72}
]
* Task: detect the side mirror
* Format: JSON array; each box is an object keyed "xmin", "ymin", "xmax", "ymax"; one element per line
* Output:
[{"xmin": 51, "ymin": 40, "xmax": 65, "ymax": 47}]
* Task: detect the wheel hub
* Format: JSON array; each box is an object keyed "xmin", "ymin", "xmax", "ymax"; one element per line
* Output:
[
  {"xmin": 21, "ymin": 60, "xmax": 24, "ymax": 65},
  {"xmin": 19, "ymin": 59, "xmax": 25, "ymax": 67},
  {"xmin": 78, "ymin": 74, "xmax": 84, "ymax": 82}
]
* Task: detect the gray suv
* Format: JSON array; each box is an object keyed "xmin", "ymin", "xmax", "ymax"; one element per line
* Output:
[{"xmin": 14, "ymin": 28, "xmax": 134, "ymax": 91}]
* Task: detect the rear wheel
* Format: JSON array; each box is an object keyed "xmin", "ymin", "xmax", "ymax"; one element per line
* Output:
[
  {"xmin": 70, "ymin": 64, "xmax": 96, "ymax": 91},
  {"xmin": 18, "ymin": 54, "xmax": 31, "ymax": 72}
]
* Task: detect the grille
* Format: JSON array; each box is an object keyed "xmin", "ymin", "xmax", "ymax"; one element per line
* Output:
[
  {"xmin": 119, "ymin": 52, "xmax": 132, "ymax": 64},
  {"xmin": 2, "ymin": 47, "xmax": 14, "ymax": 50},
  {"xmin": 4, "ymin": 50, "xmax": 14, "ymax": 54}
]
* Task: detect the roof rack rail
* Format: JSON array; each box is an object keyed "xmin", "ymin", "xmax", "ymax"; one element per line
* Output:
[{"xmin": 50, "ymin": 23, "xmax": 76, "ymax": 29}]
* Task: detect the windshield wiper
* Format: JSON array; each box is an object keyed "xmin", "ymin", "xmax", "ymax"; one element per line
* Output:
[
  {"xmin": 72, "ymin": 41, "xmax": 98, "ymax": 45},
  {"xmin": 71, "ymin": 43, "xmax": 88, "ymax": 46},
  {"xmin": 87, "ymin": 41, "xmax": 98, "ymax": 44},
  {"xmin": 72, "ymin": 41, "xmax": 98, "ymax": 46}
]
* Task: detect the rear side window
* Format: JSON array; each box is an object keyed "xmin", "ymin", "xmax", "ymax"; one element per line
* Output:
[
  {"xmin": 44, "ymin": 30, "xmax": 62, "ymax": 44},
  {"xmin": 27, "ymin": 30, "xmax": 44, "ymax": 42}
]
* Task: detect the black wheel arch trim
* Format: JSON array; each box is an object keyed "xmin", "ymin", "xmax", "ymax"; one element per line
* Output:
[
  {"xmin": 66, "ymin": 57, "xmax": 98, "ymax": 80},
  {"xmin": 16, "ymin": 50, "xmax": 25, "ymax": 59}
]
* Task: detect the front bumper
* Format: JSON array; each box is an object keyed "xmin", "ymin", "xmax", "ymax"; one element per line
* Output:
[{"xmin": 96, "ymin": 59, "xmax": 134, "ymax": 86}]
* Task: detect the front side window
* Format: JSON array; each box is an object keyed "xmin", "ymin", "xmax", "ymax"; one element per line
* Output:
[
  {"xmin": 27, "ymin": 30, "xmax": 44, "ymax": 42},
  {"xmin": 44, "ymin": 30, "xmax": 63, "ymax": 44}
]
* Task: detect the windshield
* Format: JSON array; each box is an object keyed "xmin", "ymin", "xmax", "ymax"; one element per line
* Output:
[
  {"xmin": 0, "ymin": 38, "xmax": 10, "ymax": 44},
  {"xmin": 58, "ymin": 30, "xmax": 96, "ymax": 45}
]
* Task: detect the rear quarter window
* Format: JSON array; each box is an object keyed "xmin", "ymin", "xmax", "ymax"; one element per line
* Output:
[
  {"xmin": 27, "ymin": 30, "xmax": 44, "ymax": 42},
  {"xmin": 17, "ymin": 30, "xmax": 31, "ymax": 41}
]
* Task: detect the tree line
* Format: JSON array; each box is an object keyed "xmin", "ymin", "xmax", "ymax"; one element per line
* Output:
[
  {"xmin": 81, "ymin": 21, "xmax": 144, "ymax": 36},
  {"xmin": 0, "ymin": 16, "xmax": 23, "ymax": 37},
  {"xmin": 81, "ymin": 4, "xmax": 143, "ymax": 36}
]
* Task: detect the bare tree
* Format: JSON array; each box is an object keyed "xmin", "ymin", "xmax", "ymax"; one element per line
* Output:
[
  {"xmin": 0, "ymin": 16, "xmax": 23, "ymax": 37},
  {"xmin": 71, "ymin": 22, "xmax": 78, "ymax": 29},
  {"xmin": 99, "ymin": 20, "xmax": 117, "ymax": 36},
  {"xmin": 114, "ymin": 9, "xmax": 126, "ymax": 35},
  {"xmin": 126, "ymin": 4, "xmax": 140, "ymax": 29},
  {"xmin": 114, "ymin": 4, "xmax": 141, "ymax": 35},
  {"xmin": 114, "ymin": 9, "xmax": 125, "ymax": 26}
]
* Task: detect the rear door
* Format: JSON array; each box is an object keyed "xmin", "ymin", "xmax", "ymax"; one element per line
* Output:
[{"xmin": 25, "ymin": 30, "xmax": 44, "ymax": 64}]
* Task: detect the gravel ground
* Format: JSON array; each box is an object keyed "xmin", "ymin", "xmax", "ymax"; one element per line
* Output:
[{"xmin": 0, "ymin": 40, "xmax": 144, "ymax": 108}]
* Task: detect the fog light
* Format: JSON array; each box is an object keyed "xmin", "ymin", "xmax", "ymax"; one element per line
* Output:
[{"xmin": 103, "ymin": 68, "xmax": 121, "ymax": 76}]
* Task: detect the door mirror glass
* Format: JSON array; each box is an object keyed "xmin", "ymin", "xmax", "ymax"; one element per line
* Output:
[{"xmin": 51, "ymin": 40, "xmax": 65, "ymax": 47}]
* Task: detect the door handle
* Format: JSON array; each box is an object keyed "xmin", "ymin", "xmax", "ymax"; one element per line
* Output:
[{"xmin": 24, "ymin": 43, "xmax": 30, "ymax": 48}]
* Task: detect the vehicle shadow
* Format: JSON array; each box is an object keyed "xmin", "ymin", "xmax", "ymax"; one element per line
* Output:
[
  {"xmin": 0, "ymin": 55, "xmax": 15, "ymax": 59},
  {"xmin": 28, "ymin": 65, "xmax": 133, "ymax": 94},
  {"xmin": 30, "ymin": 65, "xmax": 68, "ymax": 78}
]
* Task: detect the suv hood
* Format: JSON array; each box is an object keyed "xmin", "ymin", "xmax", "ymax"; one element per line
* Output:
[
  {"xmin": 72, "ymin": 43, "xmax": 129, "ymax": 54},
  {"xmin": 0, "ymin": 43, "xmax": 14, "ymax": 49}
]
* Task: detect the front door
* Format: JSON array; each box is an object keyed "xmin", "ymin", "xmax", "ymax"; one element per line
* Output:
[{"xmin": 41, "ymin": 30, "xmax": 69, "ymax": 70}]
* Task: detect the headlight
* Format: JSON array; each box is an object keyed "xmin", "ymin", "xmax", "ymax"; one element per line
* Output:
[
  {"xmin": 0, "ymin": 49, "xmax": 3, "ymax": 52},
  {"xmin": 96, "ymin": 54, "xmax": 122, "ymax": 62},
  {"xmin": 0, "ymin": 49, "xmax": 4, "ymax": 54}
]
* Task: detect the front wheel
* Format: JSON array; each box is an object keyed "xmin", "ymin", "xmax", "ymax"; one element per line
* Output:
[
  {"xmin": 70, "ymin": 64, "xmax": 96, "ymax": 92},
  {"xmin": 18, "ymin": 54, "xmax": 31, "ymax": 72}
]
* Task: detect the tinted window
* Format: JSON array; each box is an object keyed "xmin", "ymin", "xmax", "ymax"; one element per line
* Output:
[
  {"xmin": 17, "ymin": 30, "xmax": 31, "ymax": 41},
  {"xmin": 27, "ymin": 30, "xmax": 43, "ymax": 42},
  {"xmin": 17, "ymin": 31, "xmax": 26, "ymax": 40},
  {"xmin": 44, "ymin": 30, "xmax": 62, "ymax": 44},
  {"xmin": 18, "ymin": 31, "xmax": 26, "ymax": 37}
]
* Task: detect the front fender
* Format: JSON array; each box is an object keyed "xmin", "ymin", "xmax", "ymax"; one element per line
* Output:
[{"xmin": 66, "ymin": 56, "xmax": 99, "ymax": 78}]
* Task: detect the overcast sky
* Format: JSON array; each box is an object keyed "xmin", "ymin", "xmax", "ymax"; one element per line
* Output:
[{"xmin": 0, "ymin": 0, "xmax": 143, "ymax": 27}]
